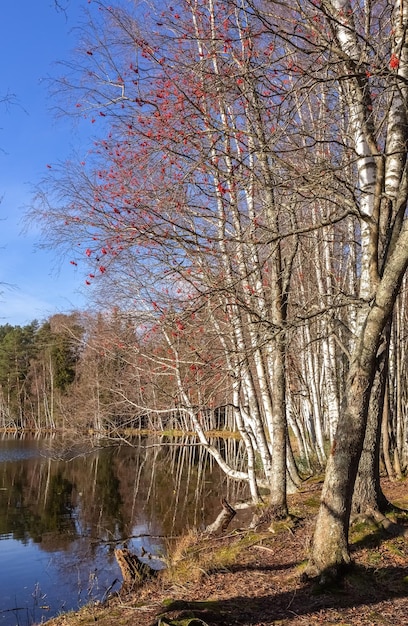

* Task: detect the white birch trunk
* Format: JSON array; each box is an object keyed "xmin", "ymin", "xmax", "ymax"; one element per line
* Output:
[
  {"xmin": 330, "ymin": 0, "xmax": 378, "ymax": 304},
  {"xmin": 297, "ymin": 274, "xmax": 326, "ymax": 464}
]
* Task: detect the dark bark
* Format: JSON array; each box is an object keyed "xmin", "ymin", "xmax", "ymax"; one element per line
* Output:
[
  {"xmin": 352, "ymin": 328, "xmax": 390, "ymax": 516},
  {"xmin": 115, "ymin": 547, "xmax": 157, "ymax": 591},
  {"xmin": 381, "ymin": 385, "xmax": 395, "ymax": 479},
  {"xmin": 306, "ymin": 374, "xmax": 370, "ymax": 580},
  {"xmin": 287, "ymin": 432, "xmax": 302, "ymax": 492}
]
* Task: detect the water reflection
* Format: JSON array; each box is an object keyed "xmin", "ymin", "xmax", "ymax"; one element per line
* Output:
[
  {"xmin": 0, "ymin": 438, "xmax": 44, "ymax": 462},
  {"xmin": 0, "ymin": 433, "xmax": 248, "ymax": 626}
]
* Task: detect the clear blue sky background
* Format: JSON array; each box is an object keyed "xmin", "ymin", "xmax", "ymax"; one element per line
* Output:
[{"xmin": 0, "ymin": 1, "xmax": 92, "ymax": 327}]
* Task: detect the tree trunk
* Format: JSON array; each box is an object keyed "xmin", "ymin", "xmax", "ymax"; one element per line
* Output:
[
  {"xmin": 381, "ymin": 383, "xmax": 395, "ymax": 480},
  {"xmin": 307, "ymin": 224, "xmax": 408, "ymax": 579},
  {"xmin": 352, "ymin": 328, "xmax": 390, "ymax": 515},
  {"xmin": 306, "ymin": 374, "xmax": 370, "ymax": 579},
  {"xmin": 268, "ymin": 333, "xmax": 288, "ymax": 517}
]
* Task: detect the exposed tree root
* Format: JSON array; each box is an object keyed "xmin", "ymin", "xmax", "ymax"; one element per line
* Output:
[
  {"xmin": 302, "ymin": 559, "xmax": 351, "ymax": 587},
  {"xmin": 205, "ymin": 498, "xmax": 236, "ymax": 535},
  {"xmin": 365, "ymin": 508, "xmax": 408, "ymax": 538}
]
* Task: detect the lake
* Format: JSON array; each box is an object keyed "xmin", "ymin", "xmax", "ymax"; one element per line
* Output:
[{"xmin": 0, "ymin": 433, "xmax": 247, "ymax": 626}]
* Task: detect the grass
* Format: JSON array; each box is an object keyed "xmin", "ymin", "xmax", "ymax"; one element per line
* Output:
[
  {"xmin": 349, "ymin": 518, "xmax": 379, "ymax": 544},
  {"xmin": 162, "ymin": 529, "xmax": 269, "ymax": 585}
]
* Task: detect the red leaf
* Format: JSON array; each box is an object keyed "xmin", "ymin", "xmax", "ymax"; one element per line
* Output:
[{"xmin": 390, "ymin": 53, "xmax": 399, "ymax": 69}]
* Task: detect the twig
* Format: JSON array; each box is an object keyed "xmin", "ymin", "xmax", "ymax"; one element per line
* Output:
[{"xmin": 251, "ymin": 544, "xmax": 275, "ymax": 553}]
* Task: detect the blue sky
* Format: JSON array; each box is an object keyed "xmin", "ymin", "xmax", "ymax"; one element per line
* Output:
[{"xmin": 0, "ymin": 1, "xmax": 92, "ymax": 327}]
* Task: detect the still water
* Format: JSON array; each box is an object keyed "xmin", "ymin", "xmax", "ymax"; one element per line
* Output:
[{"xmin": 0, "ymin": 434, "xmax": 247, "ymax": 626}]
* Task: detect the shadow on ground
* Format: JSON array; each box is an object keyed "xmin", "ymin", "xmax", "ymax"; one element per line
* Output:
[{"xmin": 156, "ymin": 563, "xmax": 408, "ymax": 625}]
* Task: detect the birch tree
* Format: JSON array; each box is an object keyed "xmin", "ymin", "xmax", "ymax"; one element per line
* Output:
[
  {"xmin": 32, "ymin": 0, "xmax": 408, "ymax": 566},
  {"xmin": 242, "ymin": 0, "xmax": 408, "ymax": 575},
  {"xmin": 34, "ymin": 0, "xmax": 307, "ymax": 514},
  {"xmin": 295, "ymin": 0, "xmax": 408, "ymax": 577}
]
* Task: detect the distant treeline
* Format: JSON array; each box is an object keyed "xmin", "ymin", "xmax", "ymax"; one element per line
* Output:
[
  {"xmin": 1, "ymin": 302, "xmax": 407, "ymax": 485},
  {"xmin": 0, "ymin": 315, "xmax": 83, "ymax": 431},
  {"xmin": 0, "ymin": 310, "xmax": 233, "ymax": 434}
]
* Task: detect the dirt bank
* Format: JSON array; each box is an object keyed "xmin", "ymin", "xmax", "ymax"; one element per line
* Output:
[{"xmin": 42, "ymin": 478, "xmax": 408, "ymax": 626}]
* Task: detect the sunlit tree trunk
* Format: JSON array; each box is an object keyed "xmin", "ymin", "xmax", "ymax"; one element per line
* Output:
[
  {"xmin": 352, "ymin": 327, "xmax": 390, "ymax": 515},
  {"xmin": 307, "ymin": 0, "xmax": 408, "ymax": 577},
  {"xmin": 308, "ymin": 219, "xmax": 408, "ymax": 577}
]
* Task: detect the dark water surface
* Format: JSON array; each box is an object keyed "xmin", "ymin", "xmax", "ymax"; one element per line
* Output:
[{"xmin": 0, "ymin": 434, "xmax": 247, "ymax": 626}]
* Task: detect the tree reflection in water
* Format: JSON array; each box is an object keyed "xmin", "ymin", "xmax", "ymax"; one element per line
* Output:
[{"xmin": 0, "ymin": 433, "xmax": 249, "ymax": 626}]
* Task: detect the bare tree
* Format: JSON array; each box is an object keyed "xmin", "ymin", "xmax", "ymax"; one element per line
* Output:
[{"xmin": 32, "ymin": 0, "xmax": 408, "ymax": 572}]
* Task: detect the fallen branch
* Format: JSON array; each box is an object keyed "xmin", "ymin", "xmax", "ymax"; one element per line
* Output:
[{"xmin": 205, "ymin": 498, "xmax": 236, "ymax": 535}]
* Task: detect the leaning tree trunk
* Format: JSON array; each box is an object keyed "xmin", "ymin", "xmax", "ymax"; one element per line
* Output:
[
  {"xmin": 352, "ymin": 325, "xmax": 390, "ymax": 516},
  {"xmin": 306, "ymin": 223, "xmax": 408, "ymax": 580}
]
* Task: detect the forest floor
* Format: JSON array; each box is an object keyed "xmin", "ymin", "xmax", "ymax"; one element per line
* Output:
[{"xmin": 44, "ymin": 478, "xmax": 408, "ymax": 626}]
